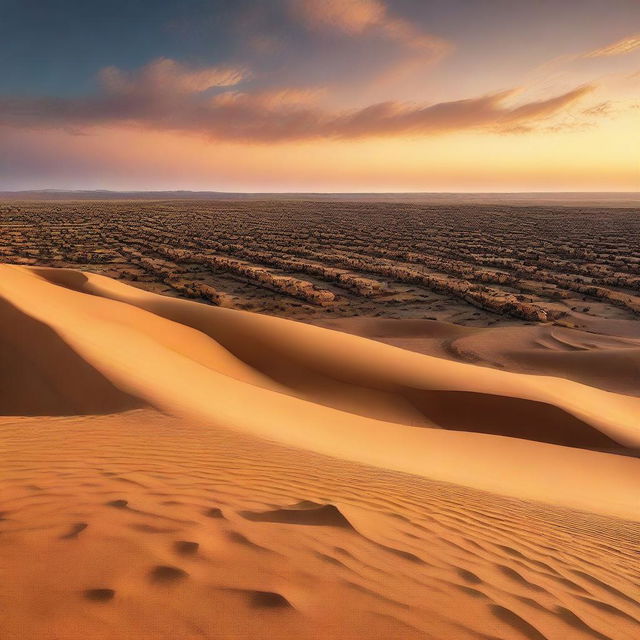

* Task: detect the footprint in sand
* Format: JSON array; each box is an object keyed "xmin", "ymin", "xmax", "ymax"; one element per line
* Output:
[
  {"xmin": 249, "ymin": 591, "xmax": 292, "ymax": 609},
  {"xmin": 84, "ymin": 588, "xmax": 115, "ymax": 602},
  {"xmin": 106, "ymin": 499, "xmax": 129, "ymax": 509},
  {"xmin": 226, "ymin": 530, "xmax": 272, "ymax": 553},
  {"xmin": 225, "ymin": 588, "xmax": 293, "ymax": 609},
  {"xmin": 60, "ymin": 522, "xmax": 88, "ymax": 539},
  {"xmin": 149, "ymin": 565, "xmax": 189, "ymax": 583},
  {"xmin": 173, "ymin": 540, "xmax": 199, "ymax": 555}
]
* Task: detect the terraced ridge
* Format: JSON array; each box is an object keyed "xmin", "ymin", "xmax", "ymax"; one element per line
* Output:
[{"xmin": 1, "ymin": 200, "xmax": 639, "ymax": 325}]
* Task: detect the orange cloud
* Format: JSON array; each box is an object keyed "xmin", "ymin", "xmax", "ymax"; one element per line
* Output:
[
  {"xmin": 292, "ymin": 0, "xmax": 385, "ymax": 34},
  {"xmin": 0, "ymin": 57, "xmax": 593, "ymax": 143},
  {"xmin": 499, "ymin": 86, "xmax": 594, "ymax": 124},
  {"xmin": 290, "ymin": 0, "xmax": 451, "ymax": 58},
  {"xmin": 584, "ymin": 33, "xmax": 640, "ymax": 58},
  {"xmin": 327, "ymin": 87, "xmax": 593, "ymax": 138},
  {"xmin": 211, "ymin": 87, "xmax": 326, "ymax": 109}
]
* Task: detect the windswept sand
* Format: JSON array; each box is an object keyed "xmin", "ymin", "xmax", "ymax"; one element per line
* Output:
[
  {"xmin": 317, "ymin": 317, "xmax": 640, "ymax": 398},
  {"xmin": 0, "ymin": 265, "xmax": 638, "ymax": 640}
]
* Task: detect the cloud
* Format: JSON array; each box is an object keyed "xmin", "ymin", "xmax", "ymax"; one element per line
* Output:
[
  {"xmin": 530, "ymin": 32, "xmax": 640, "ymax": 84},
  {"xmin": 292, "ymin": 0, "xmax": 386, "ymax": 34},
  {"xmin": 0, "ymin": 59, "xmax": 594, "ymax": 142},
  {"xmin": 498, "ymin": 87, "xmax": 593, "ymax": 124},
  {"xmin": 327, "ymin": 86, "xmax": 593, "ymax": 137},
  {"xmin": 212, "ymin": 87, "xmax": 326, "ymax": 109},
  {"xmin": 98, "ymin": 57, "xmax": 248, "ymax": 95},
  {"xmin": 583, "ymin": 33, "xmax": 640, "ymax": 58},
  {"xmin": 581, "ymin": 101, "xmax": 615, "ymax": 117},
  {"xmin": 289, "ymin": 0, "xmax": 451, "ymax": 58}
]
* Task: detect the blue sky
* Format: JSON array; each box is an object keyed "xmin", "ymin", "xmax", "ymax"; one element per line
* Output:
[{"xmin": 1, "ymin": 0, "xmax": 638, "ymax": 190}]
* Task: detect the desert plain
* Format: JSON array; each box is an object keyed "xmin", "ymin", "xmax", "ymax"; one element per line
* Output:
[{"xmin": 0, "ymin": 197, "xmax": 639, "ymax": 640}]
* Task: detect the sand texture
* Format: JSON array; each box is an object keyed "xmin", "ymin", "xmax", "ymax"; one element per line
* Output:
[{"xmin": 0, "ymin": 265, "xmax": 638, "ymax": 640}]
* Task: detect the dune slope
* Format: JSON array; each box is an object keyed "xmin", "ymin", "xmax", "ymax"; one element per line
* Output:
[
  {"xmin": 320, "ymin": 317, "xmax": 640, "ymax": 397},
  {"xmin": 0, "ymin": 264, "xmax": 639, "ymax": 640}
]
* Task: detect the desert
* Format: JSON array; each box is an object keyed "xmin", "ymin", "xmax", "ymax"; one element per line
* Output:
[
  {"xmin": 2, "ymin": 1, "xmax": 640, "ymax": 637},
  {"xmin": 0, "ymin": 198, "xmax": 638, "ymax": 640}
]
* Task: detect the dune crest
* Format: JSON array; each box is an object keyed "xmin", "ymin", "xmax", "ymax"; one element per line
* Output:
[{"xmin": 317, "ymin": 317, "xmax": 640, "ymax": 395}]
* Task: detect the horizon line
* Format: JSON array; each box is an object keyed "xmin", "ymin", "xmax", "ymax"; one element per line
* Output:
[{"xmin": 2, "ymin": 189, "xmax": 639, "ymax": 195}]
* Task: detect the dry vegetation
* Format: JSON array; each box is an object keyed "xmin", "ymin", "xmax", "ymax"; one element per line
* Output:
[{"xmin": 1, "ymin": 199, "xmax": 639, "ymax": 327}]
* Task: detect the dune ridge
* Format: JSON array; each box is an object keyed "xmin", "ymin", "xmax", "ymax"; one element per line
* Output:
[
  {"xmin": 319, "ymin": 317, "xmax": 640, "ymax": 397},
  {"xmin": 0, "ymin": 264, "xmax": 639, "ymax": 515},
  {"xmin": 0, "ymin": 264, "xmax": 639, "ymax": 639}
]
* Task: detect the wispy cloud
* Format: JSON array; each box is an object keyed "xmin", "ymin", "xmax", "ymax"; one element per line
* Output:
[
  {"xmin": 0, "ymin": 59, "xmax": 593, "ymax": 142},
  {"xmin": 98, "ymin": 58, "xmax": 248, "ymax": 95},
  {"xmin": 535, "ymin": 31, "xmax": 640, "ymax": 75},
  {"xmin": 583, "ymin": 33, "xmax": 640, "ymax": 58},
  {"xmin": 289, "ymin": 0, "xmax": 451, "ymax": 58}
]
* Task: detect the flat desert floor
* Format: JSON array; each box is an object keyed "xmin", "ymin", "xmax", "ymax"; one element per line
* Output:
[{"xmin": 0, "ymin": 201, "xmax": 639, "ymax": 639}]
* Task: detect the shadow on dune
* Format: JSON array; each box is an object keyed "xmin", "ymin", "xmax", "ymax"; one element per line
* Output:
[
  {"xmin": 0, "ymin": 296, "xmax": 144, "ymax": 416},
  {"xmin": 403, "ymin": 389, "xmax": 622, "ymax": 450},
  {"xmin": 510, "ymin": 348, "xmax": 640, "ymax": 398},
  {"xmin": 29, "ymin": 267, "xmax": 90, "ymax": 292}
]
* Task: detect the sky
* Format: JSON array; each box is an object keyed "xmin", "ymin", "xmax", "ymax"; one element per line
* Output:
[{"xmin": 0, "ymin": 0, "xmax": 639, "ymax": 192}]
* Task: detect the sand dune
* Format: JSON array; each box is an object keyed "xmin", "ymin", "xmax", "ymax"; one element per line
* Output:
[
  {"xmin": 0, "ymin": 295, "xmax": 142, "ymax": 416},
  {"xmin": 318, "ymin": 317, "xmax": 640, "ymax": 397},
  {"xmin": 0, "ymin": 265, "xmax": 639, "ymax": 639}
]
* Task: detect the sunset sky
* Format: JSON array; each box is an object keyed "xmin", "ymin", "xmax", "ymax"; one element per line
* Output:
[{"xmin": 1, "ymin": 0, "xmax": 639, "ymax": 192}]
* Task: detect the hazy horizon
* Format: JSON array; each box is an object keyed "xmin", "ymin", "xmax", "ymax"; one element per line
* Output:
[
  {"xmin": 2, "ymin": 189, "xmax": 638, "ymax": 195},
  {"xmin": 3, "ymin": 189, "xmax": 638, "ymax": 208}
]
